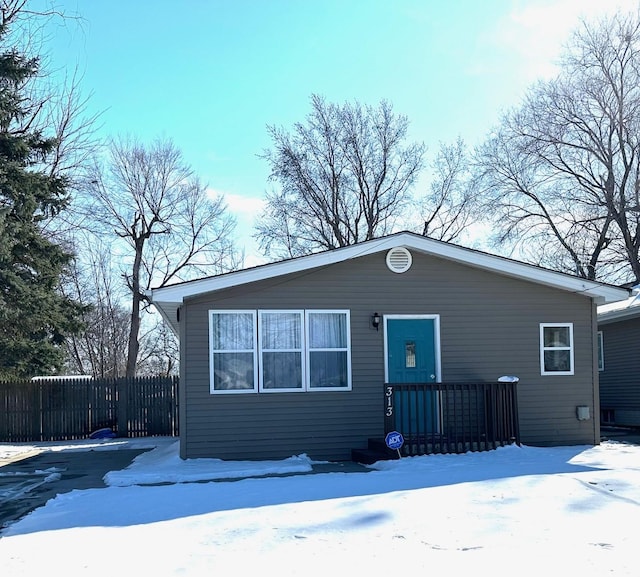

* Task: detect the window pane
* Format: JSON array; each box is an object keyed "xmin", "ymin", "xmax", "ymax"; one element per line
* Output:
[
  {"xmin": 309, "ymin": 312, "xmax": 347, "ymax": 348},
  {"xmin": 212, "ymin": 313, "xmax": 254, "ymax": 350},
  {"xmin": 262, "ymin": 352, "xmax": 303, "ymax": 389},
  {"xmin": 261, "ymin": 312, "xmax": 301, "ymax": 349},
  {"xmin": 405, "ymin": 341, "xmax": 416, "ymax": 368},
  {"xmin": 213, "ymin": 352, "xmax": 254, "ymax": 390},
  {"xmin": 597, "ymin": 331, "xmax": 604, "ymax": 371},
  {"xmin": 309, "ymin": 351, "xmax": 348, "ymax": 388},
  {"xmin": 544, "ymin": 350, "xmax": 571, "ymax": 372},
  {"xmin": 544, "ymin": 326, "xmax": 570, "ymax": 348}
]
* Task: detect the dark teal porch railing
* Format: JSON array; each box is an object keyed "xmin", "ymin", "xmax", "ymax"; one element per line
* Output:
[{"xmin": 384, "ymin": 382, "xmax": 520, "ymax": 455}]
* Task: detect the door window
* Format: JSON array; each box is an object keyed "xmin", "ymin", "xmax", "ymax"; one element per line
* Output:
[{"xmin": 405, "ymin": 341, "xmax": 416, "ymax": 368}]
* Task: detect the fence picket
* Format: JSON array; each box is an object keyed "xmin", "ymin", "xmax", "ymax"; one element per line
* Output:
[{"xmin": 0, "ymin": 376, "xmax": 179, "ymax": 442}]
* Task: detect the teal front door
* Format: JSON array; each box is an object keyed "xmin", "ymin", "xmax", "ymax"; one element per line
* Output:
[{"xmin": 385, "ymin": 317, "xmax": 440, "ymax": 435}]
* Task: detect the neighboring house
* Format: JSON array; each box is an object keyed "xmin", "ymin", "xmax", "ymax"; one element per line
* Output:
[
  {"xmin": 597, "ymin": 287, "xmax": 640, "ymax": 427},
  {"xmin": 149, "ymin": 232, "xmax": 627, "ymax": 461}
]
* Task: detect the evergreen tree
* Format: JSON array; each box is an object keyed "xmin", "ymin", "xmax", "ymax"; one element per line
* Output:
[{"xmin": 0, "ymin": 19, "xmax": 84, "ymax": 379}]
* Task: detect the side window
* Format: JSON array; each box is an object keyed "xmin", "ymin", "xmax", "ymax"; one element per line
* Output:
[
  {"xmin": 540, "ymin": 323, "xmax": 574, "ymax": 376},
  {"xmin": 597, "ymin": 331, "xmax": 604, "ymax": 372},
  {"xmin": 209, "ymin": 311, "xmax": 257, "ymax": 393},
  {"xmin": 259, "ymin": 311, "xmax": 304, "ymax": 392},
  {"xmin": 306, "ymin": 310, "xmax": 351, "ymax": 390}
]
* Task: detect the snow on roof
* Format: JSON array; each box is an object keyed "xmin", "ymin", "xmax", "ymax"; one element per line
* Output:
[{"xmin": 598, "ymin": 285, "xmax": 640, "ymax": 324}]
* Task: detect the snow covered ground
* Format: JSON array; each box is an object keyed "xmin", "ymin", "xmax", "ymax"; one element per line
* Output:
[{"xmin": 1, "ymin": 437, "xmax": 640, "ymax": 576}]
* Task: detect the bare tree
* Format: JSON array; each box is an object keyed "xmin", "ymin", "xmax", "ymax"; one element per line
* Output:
[
  {"xmin": 43, "ymin": 69, "xmax": 102, "ymax": 184},
  {"xmin": 0, "ymin": 0, "xmax": 67, "ymax": 27},
  {"xmin": 62, "ymin": 234, "xmax": 183, "ymax": 377},
  {"xmin": 137, "ymin": 319, "xmax": 179, "ymax": 377},
  {"xmin": 0, "ymin": 2, "xmax": 97, "ymax": 182},
  {"xmin": 474, "ymin": 10, "xmax": 640, "ymax": 284},
  {"xmin": 256, "ymin": 94, "xmax": 425, "ymax": 258},
  {"xmin": 421, "ymin": 138, "xmax": 476, "ymax": 243},
  {"xmin": 82, "ymin": 136, "xmax": 237, "ymax": 376},
  {"xmin": 62, "ymin": 238, "xmax": 129, "ymax": 377}
]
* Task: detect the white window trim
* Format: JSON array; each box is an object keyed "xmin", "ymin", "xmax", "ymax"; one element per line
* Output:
[
  {"xmin": 209, "ymin": 308, "xmax": 352, "ymax": 394},
  {"xmin": 258, "ymin": 310, "xmax": 305, "ymax": 393},
  {"xmin": 209, "ymin": 310, "xmax": 258, "ymax": 394},
  {"xmin": 305, "ymin": 309, "xmax": 352, "ymax": 392},
  {"xmin": 540, "ymin": 323, "xmax": 574, "ymax": 376},
  {"xmin": 597, "ymin": 330, "xmax": 604, "ymax": 372}
]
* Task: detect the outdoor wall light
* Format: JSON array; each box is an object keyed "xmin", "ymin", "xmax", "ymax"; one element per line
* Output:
[{"xmin": 371, "ymin": 312, "xmax": 381, "ymax": 331}]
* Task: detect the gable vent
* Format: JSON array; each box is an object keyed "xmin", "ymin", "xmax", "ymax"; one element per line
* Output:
[{"xmin": 386, "ymin": 247, "xmax": 412, "ymax": 273}]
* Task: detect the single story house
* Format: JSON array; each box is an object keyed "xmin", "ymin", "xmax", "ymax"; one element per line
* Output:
[
  {"xmin": 597, "ymin": 287, "xmax": 640, "ymax": 426},
  {"xmin": 149, "ymin": 231, "xmax": 628, "ymax": 461}
]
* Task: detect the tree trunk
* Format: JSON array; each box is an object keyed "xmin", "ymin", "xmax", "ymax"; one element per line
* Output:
[{"xmin": 125, "ymin": 240, "xmax": 144, "ymax": 377}]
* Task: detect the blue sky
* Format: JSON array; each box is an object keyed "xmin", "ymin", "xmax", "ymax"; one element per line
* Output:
[{"xmin": 38, "ymin": 0, "xmax": 637, "ymax": 261}]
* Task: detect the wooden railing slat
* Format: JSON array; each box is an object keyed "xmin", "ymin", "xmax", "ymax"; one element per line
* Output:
[{"xmin": 384, "ymin": 381, "xmax": 520, "ymax": 456}]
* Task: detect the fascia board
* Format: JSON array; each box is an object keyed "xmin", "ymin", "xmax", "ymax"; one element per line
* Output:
[
  {"xmin": 432, "ymin": 247, "xmax": 627, "ymax": 303},
  {"xmin": 149, "ymin": 235, "xmax": 404, "ymax": 304},
  {"xmin": 598, "ymin": 301, "xmax": 640, "ymax": 324},
  {"xmin": 598, "ymin": 309, "xmax": 640, "ymax": 324},
  {"xmin": 150, "ymin": 232, "xmax": 628, "ymax": 305},
  {"xmin": 407, "ymin": 235, "xmax": 628, "ymax": 304}
]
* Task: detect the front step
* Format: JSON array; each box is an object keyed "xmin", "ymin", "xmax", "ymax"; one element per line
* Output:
[{"xmin": 351, "ymin": 437, "xmax": 400, "ymax": 465}]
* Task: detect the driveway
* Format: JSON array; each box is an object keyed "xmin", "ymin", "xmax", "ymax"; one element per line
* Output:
[{"xmin": 0, "ymin": 448, "xmax": 149, "ymax": 531}]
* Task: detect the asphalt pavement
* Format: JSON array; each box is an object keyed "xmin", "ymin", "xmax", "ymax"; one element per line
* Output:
[{"xmin": 0, "ymin": 448, "xmax": 150, "ymax": 532}]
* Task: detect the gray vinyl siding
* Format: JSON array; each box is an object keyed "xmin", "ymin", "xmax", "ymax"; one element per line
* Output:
[
  {"xmin": 179, "ymin": 304, "xmax": 188, "ymax": 459},
  {"xmin": 599, "ymin": 316, "xmax": 640, "ymax": 425},
  {"xmin": 180, "ymin": 250, "xmax": 598, "ymax": 460}
]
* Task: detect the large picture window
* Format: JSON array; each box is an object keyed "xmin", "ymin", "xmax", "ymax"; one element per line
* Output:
[
  {"xmin": 209, "ymin": 309, "xmax": 351, "ymax": 393},
  {"xmin": 540, "ymin": 323, "xmax": 574, "ymax": 375}
]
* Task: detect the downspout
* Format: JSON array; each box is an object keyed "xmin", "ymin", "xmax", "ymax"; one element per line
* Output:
[{"xmin": 592, "ymin": 299, "xmax": 601, "ymax": 446}]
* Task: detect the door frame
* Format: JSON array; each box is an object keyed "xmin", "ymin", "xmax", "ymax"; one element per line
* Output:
[{"xmin": 383, "ymin": 314, "xmax": 442, "ymax": 383}]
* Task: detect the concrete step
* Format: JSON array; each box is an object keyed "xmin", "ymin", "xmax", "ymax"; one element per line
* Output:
[{"xmin": 351, "ymin": 438, "xmax": 401, "ymax": 465}]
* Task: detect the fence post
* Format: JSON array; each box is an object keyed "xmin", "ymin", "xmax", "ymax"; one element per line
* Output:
[
  {"xmin": 116, "ymin": 378, "xmax": 129, "ymax": 437},
  {"xmin": 510, "ymin": 381, "xmax": 521, "ymax": 445}
]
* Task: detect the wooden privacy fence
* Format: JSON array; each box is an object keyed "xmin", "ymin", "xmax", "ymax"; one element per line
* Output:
[
  {"xmin": 384, "ymin": 381, "xmax": 520, "ymax": 456},
  {"xmin": 0, "ymin": 376, "xmax": 179, "ymax": 442}
]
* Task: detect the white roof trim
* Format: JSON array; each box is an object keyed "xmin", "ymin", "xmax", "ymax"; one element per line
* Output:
[
  {"xmin": 598, "ymin": 286, "xmax": 640, "ymax": 324},
  {"xmin": 151, "ymin": 232, "xmax": 629, "ymax": 334}
]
